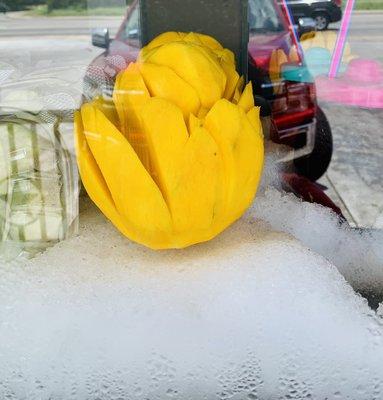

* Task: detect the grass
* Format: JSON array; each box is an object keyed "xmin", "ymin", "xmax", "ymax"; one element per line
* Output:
[
  {"xmin": 27, "ymin": 4, "xmax": 127, "ymax": 16},
  {"xmin": 354, "ymin": 0, "xmax": 383, "ymax": 10}
]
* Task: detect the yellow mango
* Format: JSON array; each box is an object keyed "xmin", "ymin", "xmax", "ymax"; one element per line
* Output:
[{"xmin": 75, "ymin": 32, "xmax": 264, "ymax": 250}]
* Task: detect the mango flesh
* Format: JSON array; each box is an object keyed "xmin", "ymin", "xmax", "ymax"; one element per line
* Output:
[
  {"xmin": 139, "ymin": 62, "xmax": 201, "ymax": 119},
  {"xmin": 143, "ymin": 41, "xmax": 226, "ymax": 110},
  {"xmin": 75, "ymin": 32, "xmax": 264, "ymax": 249}
]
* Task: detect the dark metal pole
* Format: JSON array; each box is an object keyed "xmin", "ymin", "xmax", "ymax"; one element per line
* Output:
[{"xmin": 139, "ymin": 0, "xmax": 249, "ymax": 78}]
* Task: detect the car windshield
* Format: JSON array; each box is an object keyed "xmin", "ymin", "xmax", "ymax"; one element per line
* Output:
[
  {"xmin": 249, "ymin": 0, "xmax": 285, "ymax": 33},
  {"xmin": 120, "ymin": 0, "xmax": 285, "ymax": 44},
  {"xmin": 121, "ymin": 6, "xmax": 140, "ymax": 42}
]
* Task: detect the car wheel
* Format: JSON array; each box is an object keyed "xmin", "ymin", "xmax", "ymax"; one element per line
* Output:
[
  {"xmin": 313, "ymin": 12, "xmax": 330, "ymax": 31},
  {"xmin": 293, "ymin": 107, "xmax": 333, "ymax": 181}
]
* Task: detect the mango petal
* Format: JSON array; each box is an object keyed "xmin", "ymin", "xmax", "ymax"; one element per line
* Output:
[
  {"xmin": 218, "ymin": 49, "xmax": 240, "ymax": 100},
  {"xmin": 237, "ymin": 82, "xmax": 255, "ymax": 113},
  {"xmin": 113, "ymin": 63, "xmax": 150, "ymax": 133},
  {"xmin": 195, "ymin": 33, "xmax": 224, "ymax": 51},
  {"xmin": 139, "ymin": 62, "xmax": 200, "ymax": 119},
  {"xmin": 81, "ymin": 103, "xmax": 172, "ymax": 248},
  {"xmin": 145, "ymin": 41, "xmax": 226, "ymax": 109},
  {"xmin": 232, "ymin": 75, "xmax": 245, "ymax": 104},
  {"xmin": 144, "ymin": 31, "xmax": 185, "ymax": 51},
  {"xmin": 140, "ymin": 98, "xmax": 189, "ymax": 206},
  {"xmin": 113, "ymin": 62, "xmax": 152, "ymax": 171},
  {"xmin": 170, "ymin": 126, "xmax": 224, "ymax": 237},
  {"xmin": 204, "ymin": 99, "xmax": 264, "ymax": 222},
  {"xmin": 188, "ymin": 113, "xmax": 203, "ymax": 133},
  {"xmin": 247, "ymin": 107, "xmax": 264, "ymax": 139},
  {"xmin": 74, "ymin": 111, "xmax": 131, "ymax": 238},
  {"xmin": 182, "ymin": 32, "xmax": 204, "ymax": 46},
  {"xmin": 231, "ymin": 109, "xmax": 264, "ymax": 217},
  {"xmin": 92, "ymin": 95, "xmax": 119, "ymax": 127},
  {"xmin": 197, "ymin": 107, "xmax": 209, "ymax": 119}
]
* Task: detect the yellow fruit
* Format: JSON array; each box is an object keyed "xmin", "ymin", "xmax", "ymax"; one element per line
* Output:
[{"xmin": 75, "ymin": 32, "xmax": 264, "ymax": 249}]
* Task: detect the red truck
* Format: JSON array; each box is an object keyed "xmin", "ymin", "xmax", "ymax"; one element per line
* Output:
[{"xmin": 85, "ymin": 0, "xmax": 340, "ymax": 215}]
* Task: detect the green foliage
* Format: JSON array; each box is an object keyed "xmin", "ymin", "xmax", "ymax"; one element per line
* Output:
[
  {"xmin": 46, "ymin": 0, "xmax": 128, "ymax": 11},
  {"xmin": 354, "ymin": 0, "xmax": 383, "ymax": 9},
  {"xmin": 2, "ymin": 0, "xmax": 44, "ymax": 11},
  {"xmin": 4, "ymin": 0, "xmax": 131, "ymax": 12},
  {"xmin": 46, "ymin": 0, "xmax": 86, "ymax": 12}
]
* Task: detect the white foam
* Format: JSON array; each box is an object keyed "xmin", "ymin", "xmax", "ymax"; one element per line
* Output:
[{"xmin": 1, "ymin": 193, "xmax": 383, "ymax": 399}]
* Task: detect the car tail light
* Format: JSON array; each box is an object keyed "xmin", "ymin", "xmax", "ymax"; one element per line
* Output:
[
  {"xmin": 308, "ymin": 83, "xmax": 317, "ymax": 104},
  {"xmin": 273, "ymin": 81, "xmax": 316, "ymax": 129},
  {"xmin": 333, "ymin": 0, "xmax": 342, "ymax": 6}
]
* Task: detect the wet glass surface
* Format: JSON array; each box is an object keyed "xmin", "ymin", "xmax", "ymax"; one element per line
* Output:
[{"xmin": 0, "ymin": 0, "xmax": 382, "ymax": 397}]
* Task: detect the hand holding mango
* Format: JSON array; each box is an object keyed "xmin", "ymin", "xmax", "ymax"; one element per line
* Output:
[{"xmin": 75, "ymin": 32, "xmax": 264, "ymax": 249}]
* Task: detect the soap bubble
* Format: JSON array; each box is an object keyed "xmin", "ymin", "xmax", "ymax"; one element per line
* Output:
[{"xmin": 0, "ymin": 186, "xmax": 383, "ymax": 398}]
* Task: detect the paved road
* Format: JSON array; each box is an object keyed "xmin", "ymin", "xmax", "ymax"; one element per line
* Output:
[
  {"xmin": 0, "ymin": 11, "xmax": 382, "ymax": 228},
  {"xmin": 317, "ymin": 12, "xmax": 383, "ymax": 228},
  {"xmin": 331, "ymin": 12, "xmax": 383, "ymax": 61},
  {"xmin": 0, "ymin": 12, "xmax": 121, "ymax": 37}
]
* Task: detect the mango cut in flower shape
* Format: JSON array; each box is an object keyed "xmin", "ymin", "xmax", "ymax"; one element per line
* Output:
[{"xmin": 75, "ymin": 32, "xmax": 264, "ymax": 249}]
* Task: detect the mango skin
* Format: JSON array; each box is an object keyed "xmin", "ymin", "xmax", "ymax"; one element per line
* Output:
[{"xmin": 75, "ymin": 32, "xmax": 264, "ymax": 249}]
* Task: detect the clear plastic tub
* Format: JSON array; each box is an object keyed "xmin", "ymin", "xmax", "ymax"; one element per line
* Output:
[{"xmin": 0, "ymin": 109, "xmax": 78, "ymax": 258}]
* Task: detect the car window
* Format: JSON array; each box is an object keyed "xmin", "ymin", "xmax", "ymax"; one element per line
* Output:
[
  {"xmin": 121, "ymin": 6, "xmax": 141, "ymax": 43},
  {"xmin": 249, "ymin": 0, "xmax": 284, "ymax": 33}
]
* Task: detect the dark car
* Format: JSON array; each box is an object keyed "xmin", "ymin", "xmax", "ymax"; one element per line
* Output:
[
  {"xmin": 85, "ymin": 0, "xmax": 333, "ymax": 182},
  {"xmin": 281, "ymin": 0, "xmax": 343, "ymax": 31}
]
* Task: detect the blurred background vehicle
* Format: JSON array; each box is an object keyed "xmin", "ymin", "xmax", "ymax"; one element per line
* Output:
[
  {"xmin": 280, "ymin": 0, "xmax": 343, "ymax": 31},
  {"xmin": 87, "ymin": 0, "xmax": 332, "ymax": 183}
]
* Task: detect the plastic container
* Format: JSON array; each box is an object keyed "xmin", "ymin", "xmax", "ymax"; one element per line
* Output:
[{"xmin": 0, "ymin": 109, "xmax": 78, "ymax": 258}]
